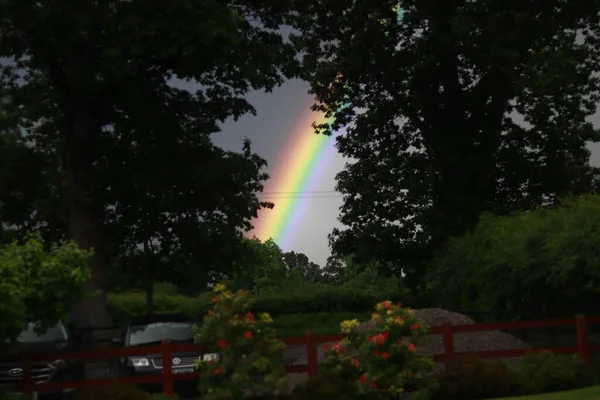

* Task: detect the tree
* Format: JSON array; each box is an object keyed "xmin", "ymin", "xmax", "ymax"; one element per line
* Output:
[
  {"xmin": 282, "ymin": 251, "xmax": 323, "ymax": 284},
  {"xmin": 101, "ymin": 130, "xmax": 270, "ymax": 314},
  {"xmin": 426, "ymin": 195, "xmax": 600, "ymax": 318},
  {"xmin": 0, "ymin": 0, "xmax": 298, "ymax": 327},
  {"xmin": 0, "ymin": 233, "xmax": 91, "ymax": 345},
  {"xmin": 292, "ymin": 0, "xmax": 600, "ymax": 291}
]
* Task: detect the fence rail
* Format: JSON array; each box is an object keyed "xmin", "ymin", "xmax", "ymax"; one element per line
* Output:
[{"xmin": 10, "ymin": 314, "xmax": 600, "ymax": 396}]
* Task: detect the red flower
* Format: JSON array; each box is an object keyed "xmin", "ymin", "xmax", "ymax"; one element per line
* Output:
[
  {"xmin": 382, "ymin": 331, "xmax": 389, "ymax": 338},
  {"xmin": 323, "ymin": 344, "xmax": 329, "ymax": 350},
  {"xmin": 350, "ymin": 358, "xmax": 360, "ymax": 367},
  {"xmin": 381, "ymin": 352, "xmax": 391, "ymax": 359},
  {"xmin": 369, "ymin": 333, "xmax": 388, "ymax": 345},
  {"xmin": 407, "ymin": 372, "xmax": 414, "ymax": 379},
  {"xmin": 371, "ymin": 380, "xmax": 378, "ymax": 389},
  {"xmin": 212, "ymin": 296, "xmax": 219, "ymax": 303},
  {"xmin": 359, "ymin": 374, "xmax": 368, "ymax": 383},
  {"xmin": 331, "ymin": 344, "xmax": 344, "ymax": 353},
  {"xmin": 217, "ymin": 339, "xmax": 228, "ymax": 349},
  {"xmin": 381, "ymin": 300, "xmax": 392, "ymax": 310},
  {"xmin": 397, "ymin": 302, "xmax": 403, "ymax": 308},
  {"xmin": 210, "ymin": 367, "xmax": 223, "ymax": 375},
  {"xmin": 373, "ymin": 350, "xmax": 381, "ymax": 356},
  {"xmin": 244, "ymin": 312, "xmax": 256, "ymax": 322},
  {"xmin": 244, "ymin": 330, "xmax": 253, "ymax": 339},
  {"xmin": 410, "ymin": 323, "xmax": 419, "ymax": 331},
  {"xmin": 408, "ymin": 343, "xmax": 416, "ymax": 352}
]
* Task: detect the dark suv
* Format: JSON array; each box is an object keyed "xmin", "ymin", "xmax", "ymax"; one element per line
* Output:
[
  {"xmin": 0, "ymin": 322, "xmax": 84, "ymax": 399},
  {"xmin": 111, "ymin": 313, "xmax": 218, "ymax": 394}
]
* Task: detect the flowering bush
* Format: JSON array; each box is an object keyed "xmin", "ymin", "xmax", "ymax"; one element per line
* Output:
[
  {"xmin": 194, "ymin": 284, "xmax": 288, "ymax": 400},
  {"xmin": 324, "ymin": 300, "xmax": 434, "ymax": 399}
]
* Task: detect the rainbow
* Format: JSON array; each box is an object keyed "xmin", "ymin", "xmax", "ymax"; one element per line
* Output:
[
  {"xmin": 251, "ymin": 4, "xmax": 403, "ymax": 249},
  {"xmin": 251, "ymin": 108, "xmax": 341, "ymax": 249}
]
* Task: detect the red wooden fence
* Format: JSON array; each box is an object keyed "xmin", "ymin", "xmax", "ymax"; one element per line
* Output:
[{"xmin": 11, "ymin": 315, "xmax": 600, "ymax": 396}]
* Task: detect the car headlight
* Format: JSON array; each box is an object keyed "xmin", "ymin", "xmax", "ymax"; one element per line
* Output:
[
  {"xmin": 201, "ymin": 353, "xmax": 220, "ymax": 362},
  {"xmin": 130, "ymin": 358, "xmax": 150, "ymax": 367}
]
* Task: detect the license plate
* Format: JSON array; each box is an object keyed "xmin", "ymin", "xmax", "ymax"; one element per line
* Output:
[{"xmin": 172, "ymin": 368, "xmax": 194, "ymax": 374}]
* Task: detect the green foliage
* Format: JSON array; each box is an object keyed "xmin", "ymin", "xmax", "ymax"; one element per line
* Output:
[
  {"xmin": 324, "ymin": 301, "xmax": 433, "ymax": 399},
  {"xmin": 107, "ymin": 282, "xmax": 403, "ymax": 325},
  {"xmin": 516, "ymin": 351, "xmax": 593, "ymax": 395},
  {"xmin": 431, "ymin": 356, "xmax": 522, "ymax": 400},
  {"xmin": 195, "ymin": 284, "xmax": 288, "ymax": 400},
  {"xmin": 271, "ymin": 312, "xmax": 370, "ymax": 337},
  {"xmin": 287, "ymin": 372, "xmax": 362, "ymax": 400},
  {"xmin": 292, "ymin": 0, "xmax": 600, "ymax": 292},
  {"xmin": 73, "ymin": 383, "xmax": 151, "ymax": 400},
  {"xmin": 0, "ymin": 0, "xmax": 300, "ymax": 326},
  {"xmin": 106, "ymin": 292, "xmax": 204, "ymax": 326},
  {"xmin": 0, "ymin": 233, "xmax": 91, "ymax": 344},
  {"xmin": 427, "ymin": 195, "xmax": 600, "ymax": 317}
]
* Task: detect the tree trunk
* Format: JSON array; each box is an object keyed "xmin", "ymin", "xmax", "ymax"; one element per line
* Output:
[
  {"xmin": 145, "ymin": 276, "xmax": 155, "ymax": 315},
  {"xmin": 144, "ymin": 242, "xmax": 155, "ymax": 315},
  {"xmin": 64, "ymin": 99, "xmax": 111, "ymax": 330}
]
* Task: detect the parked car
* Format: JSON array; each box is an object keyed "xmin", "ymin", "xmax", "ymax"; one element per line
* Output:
[
  {"xmin": 110, "ymin": 313, "xmax": 218, "ymax": 394},
  {"xmin": 0, "ymin": 322, "xmax": 84, "ymax": 399}
]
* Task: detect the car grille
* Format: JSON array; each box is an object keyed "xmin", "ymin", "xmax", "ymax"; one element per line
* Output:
[
  {"xmin": 0, "ymin": 363, "xmax": 53, "ymax": 386},
  {"xmin": 151, "ymin": 356, "xmax": 198, "ymax": 369}
]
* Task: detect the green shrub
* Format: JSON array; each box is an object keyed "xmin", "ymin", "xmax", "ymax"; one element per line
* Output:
[
  {"xmin": 153, "ymin": 282, "xmax": 180, "ymax": 296},
  {"xmin": 287, "ymin": 372, "xmax": 362, "ymax": 400},
  {"xmin": 107, "ymin": 292, "xmax": 203, "ymax": 326},
  {"xmin": 107, "ymin": 285, "xmax": 401, "ymax": 325},
  {"xmin": 73, "ymin": 383, "xmax": 150, "ymax": 400},
  {"xmin": 431, "ymin": 356, "xmax": 522, "ymax": 400},
  {"xmin": 517, "ymin": 351, "xmax": 593, "ymax": 394}
]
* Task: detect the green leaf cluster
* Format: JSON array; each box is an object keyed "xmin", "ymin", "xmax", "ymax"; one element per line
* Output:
[{"xmin": 0, "ymin": 233, "xmax": 91, "ymax": 344}]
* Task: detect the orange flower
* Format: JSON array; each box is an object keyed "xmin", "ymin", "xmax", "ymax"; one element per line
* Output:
[
  {"xmin": 217, "ymin": 339, "xmax": 228, "ymax": 349},
  {"xmin": 244, "ymin": 312, "xmax": 256, "ymax": 322},
  {"xmin": 381, "ymin": 352, "xmax": 391, "ymax": 359},
  {"xmin": 210, "ymin": 367, "xmax": 223, "ymax": 375},
  {"xmin": 331, "ymin": 344, "xmax": 343, "ymax": 353},
  {"xmin": 408, "ymin": 343, "xmax": 416, "ymax": 352},
  {"xmin": 350, "ymin": 358, "xmax": 360, "ymax": 367},
  {"xmin": 369, "ymin": 333, "xmax": 388, "ymax": 345},
  {"xmin": 359, "ymin": 374, "xmax": 368, "ymax": 383},
  {"xmin": 410, "ymin": 323, "xmax": 419, "ymax": 331},
  {"xmin": 381, "ymin": 300, "xmax": 392, "ymax": 310},
  {"xmin": 244, "ymin": 330, "xmax": 253, "ymax": 339}
]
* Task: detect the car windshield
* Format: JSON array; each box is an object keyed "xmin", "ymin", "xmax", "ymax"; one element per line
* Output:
[
  {"xmin": 16, "ymin": 323, "xmax": 68, "ymax": 343},
  {"xmin": 128, "ymin": 321, "xmax": 194, "ymax": 346}
]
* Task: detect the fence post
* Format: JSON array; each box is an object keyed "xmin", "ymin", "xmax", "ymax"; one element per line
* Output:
[
  {"xmin": 162, "ymin": 339, "xmax": 174, "ymax": 395},
  {"xmin": 21, "ymin": 353, "xmax": 33, "ymax": 396},
  {"xmin": 575, "ymin": 314, "xmax": 590, "ymax": 364},
  {"xmin": 442, "ymin": 322, "xmax": 454, "ymax": 368},
  {"xmin": 305, "ymin": 332, "xmax": 318, "ymax": 377}
]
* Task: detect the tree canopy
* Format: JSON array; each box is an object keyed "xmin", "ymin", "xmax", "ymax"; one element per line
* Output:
[
  {"xmin": 427, "ymin": 195, "xmax": 600, "ymax": 318},
  {"xmin": 292, "ymin": 0, "xmax": 600, "ymax": 290},
  {"xmin": 0, "ymin": 233, "xmax": 91, "ymax": 344},
  {"xmin": 0, "ymin": 0, "xmax": 299, "ymax": 326}
]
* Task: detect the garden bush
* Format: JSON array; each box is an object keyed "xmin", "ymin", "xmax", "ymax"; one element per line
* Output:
[
  {"xmin": 107, "ymin": 285, "xmax": 400, "ymax": 325},
  {"xmin": 430, "ymin": 356, "xmax": 522, "ymax": 400},
  {"xmin": 516, "ymin": 351, "xmax": 593, "ymax": 394},
  {"xmin": 287, "ymin": 372, "xmax": 362, "ymax": 400}
]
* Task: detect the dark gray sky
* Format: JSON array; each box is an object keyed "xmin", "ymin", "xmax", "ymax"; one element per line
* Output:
[{"xmin": 211, "ymin": 78, "xmax": 600, "ymax": 267}]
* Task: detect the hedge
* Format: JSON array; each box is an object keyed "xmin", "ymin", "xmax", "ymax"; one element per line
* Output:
[{"xmin": 107, "ymin": 285, "xmax": 401, "ymax": 325}]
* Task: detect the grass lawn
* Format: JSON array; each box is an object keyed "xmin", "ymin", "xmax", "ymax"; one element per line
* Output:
[
  {"xmin": 492, "ymin": 386, "xmax": 600, "ymax": 400},
  {"xmin": 271, "ymin": 312, "xmax": 370, "ymax": 337}
]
